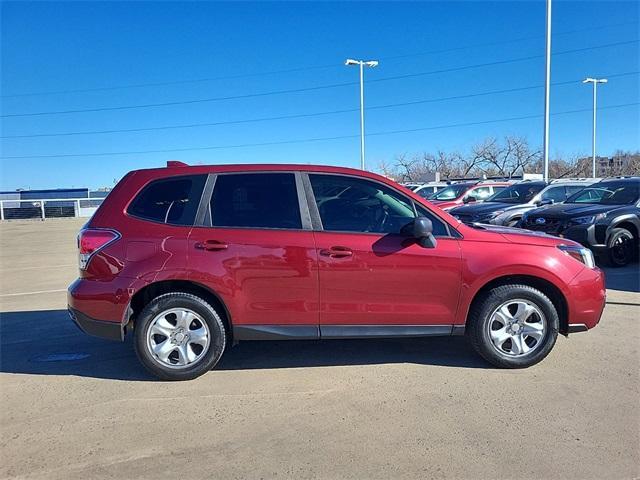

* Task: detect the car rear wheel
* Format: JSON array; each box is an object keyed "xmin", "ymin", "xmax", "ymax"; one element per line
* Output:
[
  {"xmin": 134, "ymin": 292, "xmax": 226, "ymax": 381},
  {"xmin": 467, "ymin": 284, "xmax": 559, "ymax": 368},
  {"xmin": 604, "ymin": 228, "xmax": 636, "ymax": 267}
]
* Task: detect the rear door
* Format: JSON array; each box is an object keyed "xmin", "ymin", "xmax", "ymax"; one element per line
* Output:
[
  {"xmin": 188, "ymin": 172, "xmax": 319, "ymax": 338},
  {"xmin": 305, "ymin": 173, "xmax": 462, "ymax": 331}
]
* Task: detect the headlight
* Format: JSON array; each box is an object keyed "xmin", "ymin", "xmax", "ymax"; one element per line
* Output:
[
  {"xmin": 489, "ymin": 210, "xmax": 505, "ymax": 219},
  {"xmin": 557, "ymin": 244, "xmax": 596, "ymax": 268},
  {"xmin": 571, "ymin": 213, "xmax": 606, "ymax": 225}
]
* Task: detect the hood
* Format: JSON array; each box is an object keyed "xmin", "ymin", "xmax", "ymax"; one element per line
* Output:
[
  {"xmin": 467, "ymin": 223, "xmax": 577, "ymax": 247},
  {"xmin": 449, "ymin": 201, "xmax": 514, "ymax": 216},
  {"xmin": 529, "ymin": 202, "xmax": 617, "ymax": 219}
]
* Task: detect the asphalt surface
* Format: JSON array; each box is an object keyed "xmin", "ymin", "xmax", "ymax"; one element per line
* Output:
[{"xmin": 1, "ymin": 219, "xmax": 639, "ymax": 480}]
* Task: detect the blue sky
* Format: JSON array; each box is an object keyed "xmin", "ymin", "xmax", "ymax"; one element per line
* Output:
[{"xmin": 1, "ymin": 0, "xmax": 638, "ymax": 190}]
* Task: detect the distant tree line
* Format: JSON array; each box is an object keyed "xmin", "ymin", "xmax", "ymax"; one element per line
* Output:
[{"xmin": 378, "ymin": 136, "xmax": 640, "ymax": 182}]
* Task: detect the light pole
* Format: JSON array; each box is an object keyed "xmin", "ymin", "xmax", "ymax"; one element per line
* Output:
[
  {"xmin": 542, "ymin": 0, "xmax": 552, "ymax": 182},
  {"xmin": 583, "ymin": 77, "xmax": 608, "ymax": 178},
  {"xmin": 345, "ymin": 58, "xmax": 378, "ymax": 170}
]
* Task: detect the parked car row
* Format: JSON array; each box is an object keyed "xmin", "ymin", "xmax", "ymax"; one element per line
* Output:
[{"xmin": 448, "ymin": 177, "xmax": 640, "ymax": 267}]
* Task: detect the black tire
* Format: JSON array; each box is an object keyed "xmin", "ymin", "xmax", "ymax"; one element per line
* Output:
[
  {"xmin": 467, "ymin": 284, "xmax": 559, "ymax": 368},
  {"xmin": 134, "ymin": 292, "xmax": 226, "ymax": 381},
  {"xmin": 603, "ymin": 227, "xmax": 636, "ymax": 267}
]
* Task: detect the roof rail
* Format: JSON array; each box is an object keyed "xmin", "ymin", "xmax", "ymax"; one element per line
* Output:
[{"xmin": 550, "ymin": 177, "xmax": 599, "ymax": 183}]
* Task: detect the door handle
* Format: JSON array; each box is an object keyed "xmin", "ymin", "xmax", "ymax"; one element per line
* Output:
[
  {"xmin": 319, "ymin": 246, "xmax": 353, "ymax": 258},
  {"xmin": 195, "ymin": 240, "xmax": 228, "ymax": 251}
]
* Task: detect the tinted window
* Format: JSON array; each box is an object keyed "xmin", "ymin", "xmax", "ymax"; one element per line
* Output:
[
  {"xmin": 128, "ymin": 174, "xmax": 206, "ymax": 225},
  {"xmin": 416, "ymin": 187, "xmax": 434, "ymax": 198},
  {"xmin": 541, "ymin": 186, "xmax": 568, "ymax": 203},
  {"xmin": 467, "ymin": 186, "xmax": 492, "ymax": 200},
  {"xmin": 488, "ymin": 183, "xmax": 545, "ymax": 203},
  {"xmin": 567, "ymin": 182, "xmax": 639, "ymax": 205},
  {"xmin": 565, "ymin": 185, "xmax": 587, "ymax": 196},
  {"xmin": 432, "ymin": 184, "xmax": 471, "ymax": 201},
  {"xmin": 309, "ymin": 174, "xmax": 448, "ymax": 236},
  {"xmin": 210, "ymin": 173, "xmax": 302, "ymax": 229}
]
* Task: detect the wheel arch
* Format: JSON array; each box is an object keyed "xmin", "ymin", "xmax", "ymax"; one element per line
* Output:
[
  {"xmin": 465, "ymin": 274, "xmax": 570, "ymax": 335},
  {"xmin": 128, "ymin": 279, "xmax": 233, "ymax": 342},
  {"xmin": 611, "ymin": 219, "xmax": 639, "ymax": 241}
]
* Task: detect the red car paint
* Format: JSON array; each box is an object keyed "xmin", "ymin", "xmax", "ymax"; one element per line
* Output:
[
  {"xmin": 68, "ymin": 164, "xmax": 604, "ymax": 339},
  {"xmin": 430, "ymin": 182, "xmax": 512, "ymax": 210}
]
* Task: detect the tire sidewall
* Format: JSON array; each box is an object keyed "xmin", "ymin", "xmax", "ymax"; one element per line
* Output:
[
  {"xmin": 471, "ymin": 285, "xmax": 559, "ymax": 368},
  {"xmin": 134, "ymin": 293, "xmax": 226, "ymax": 380},
  {"xmin": 607, "ymin": 228, "xmax": 635, "ymax": 267}
]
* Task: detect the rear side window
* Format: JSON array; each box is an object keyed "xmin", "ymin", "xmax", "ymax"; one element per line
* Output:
[
  {"xmin": 468, "ymin": 186, "xmax": 492, "ymax": 200},
  {"xmin": 541, "ymin": 186, "xmax": 569, "ymax": 203},
  {"xmin": 128, "ymin": 174, "xmax": 206, "ymax": 225},
  {"xmin": 210, "ymin": 173, "xmax": 302, "ymax": 229}
]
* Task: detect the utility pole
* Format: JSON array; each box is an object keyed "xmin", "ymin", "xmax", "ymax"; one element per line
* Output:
[
  {"xmin": 345, "ymin": 58, "xmax": 379, "ymax": 170},
  {"xmin": 542, "ymin": 0, "xmax": 552, "ymax": 182},
  {"xmin": 583, "ymin": 77, "xmax": 608, "ymax": 178}
]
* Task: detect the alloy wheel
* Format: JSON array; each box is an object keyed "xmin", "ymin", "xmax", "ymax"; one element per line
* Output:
[
  {"xmin": 611, "ymin": 232, "xmax": 633, "ymax": 266},
  {"xmin": 486, "ymin": 299, "xmax": 546, "ymax": 357},
  {"xmin": 146, "ymin": 308, "xmax": 211, "ymax": 369}
]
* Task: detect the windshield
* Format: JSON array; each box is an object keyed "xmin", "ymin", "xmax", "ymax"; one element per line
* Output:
[
  {"xmin": 566, "ymin": 182, "xmax": 639, "ymax": 205},
  {"xmin": 432, "ymin": 184, "xmax": 471, "ymax": 201},
  {"xmin": 487, "ymin": 183, "xmax": 545, "ymax": 203}
]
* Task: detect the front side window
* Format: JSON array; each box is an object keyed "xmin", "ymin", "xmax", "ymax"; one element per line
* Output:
[
  {"xmin": 128, "ymin": 174, "xmax": 206, "ymax": 225},
  {"xmin": 487, "ymin": 183, "xmax": 545, "ymax": 204},
  {"xmin": 431, "ymin": 184, "xmax": 471, "ymax": 201},
  {"xmin": 566, "ymin": 183, "xmax": 639, "ymax": 205},
  {"xmin": 210, "ymin": 173, "xmax": 302, "ymax": 229},
  {"xmin": 541, "ymin": 186, "xmax": 568, "ymax": 203},
  {"xmin": 416, "ymin": 187, "xmax": 434, "ymax": 199},
  {"xmin": 309, "ymin": 174, "xmax": 448, "ymax": 236}
]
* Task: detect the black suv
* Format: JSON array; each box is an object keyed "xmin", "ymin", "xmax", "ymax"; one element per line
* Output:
[{"xmin": 520, "ymin": 177, "xmax": 640, "ymax": 266}]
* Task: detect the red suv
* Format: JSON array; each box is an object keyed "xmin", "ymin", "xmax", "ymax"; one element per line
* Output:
[
  {"xmin": 430, "ymin": 181, "xmax": 511, "ymax": 210},
  {"xmin": 68, "ymin": 164, "xmax": 605, "ymax": 380}
]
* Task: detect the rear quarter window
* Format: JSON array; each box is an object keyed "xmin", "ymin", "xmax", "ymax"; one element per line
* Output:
[{"xmin": 127, "ymin": 174, "xmax": 207, "ymax": 225}]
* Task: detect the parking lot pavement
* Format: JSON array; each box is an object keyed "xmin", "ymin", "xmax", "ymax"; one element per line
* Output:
[{"xmin": 1, "ymin": 219, "xmax": 639, "ymax": 479}]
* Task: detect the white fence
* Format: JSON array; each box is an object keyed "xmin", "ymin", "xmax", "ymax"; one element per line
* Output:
[{"xmin": 0, "ymin": 198, "xmax": 105, "ymax": 221}]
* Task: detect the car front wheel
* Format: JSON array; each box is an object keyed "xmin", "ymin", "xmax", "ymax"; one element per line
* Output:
[
  {"xmin": 605, "ymin": 227, "xmax": 636, "ymax": 267},
  {"xmin": 134, "ymin": 292, "xmax": 227, "ymax": 380},
  {"xmin": 467, "ymin": 284, "xmax": 559, "ymax": 368}
]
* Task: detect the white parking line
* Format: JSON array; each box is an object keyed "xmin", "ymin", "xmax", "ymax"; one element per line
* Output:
[
  {"xmin": 0, "ymin": 288, "xmax": 67, "ymax": 297},
  {"xmin": 0, "ymin": 264, "xmax": 76, "ymax": 271}
]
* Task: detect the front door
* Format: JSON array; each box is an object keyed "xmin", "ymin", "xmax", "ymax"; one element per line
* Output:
[
  {"xmin": 188, "ymin": 172, "xmax": 319, "ymax": 339},
  {"xmin": 306, "ymin": 173, "xmax": 462, "ymax": 331}
]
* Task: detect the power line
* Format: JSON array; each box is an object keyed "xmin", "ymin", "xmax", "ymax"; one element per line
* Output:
[
  {"xmin": 2, "ymin": 102, "xmax": 636, "ymax": 160},
  {"xmin": 1, "ymin": 40, "xmax": 636, "ymax": 119},
  {"xmin": 3, "ymin": 71, "xmax": 637, "ymax": 139},
  {"xmin": 2, "ymin": 21, "xmax": 636, "ymax": 99}
]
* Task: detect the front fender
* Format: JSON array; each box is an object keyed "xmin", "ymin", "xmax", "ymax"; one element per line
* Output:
[{"xmin": 454, "ymin": 242, "xmax": 583, "ymax": 325}]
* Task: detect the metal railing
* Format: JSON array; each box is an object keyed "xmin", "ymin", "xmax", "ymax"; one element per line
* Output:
[{"xmin": 0, "ymin": 197, "xmax": 105, "ymax": 221}]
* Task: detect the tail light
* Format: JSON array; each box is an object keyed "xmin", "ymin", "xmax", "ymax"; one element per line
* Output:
[{"xmin": 78, "ymin": 228, "xmax": 120, "ymax": 270}]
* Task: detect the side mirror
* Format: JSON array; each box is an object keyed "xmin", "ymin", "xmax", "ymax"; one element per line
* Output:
[
  {"xmin": 536, "ymin": 199, "xmax": 554, "ymax": 206},
  {"xmin": 413, "ymin": 216, "xmax": 437, "ymax": 248},
  {"xmin": 463, "ymin": 196, "xmax": 477, "ymax": 204}
]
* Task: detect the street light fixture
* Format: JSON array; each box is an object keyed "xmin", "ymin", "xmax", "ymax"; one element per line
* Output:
[
  {"xmin": 345, "ymin": 58, "xmax": 379, "ymax": 170},
  {"xmin": 583, "ymin": 77, "xmax": 608, "ymax": 178}
]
